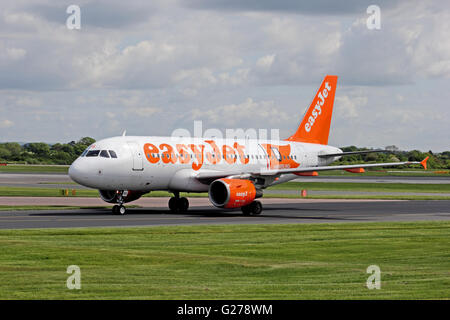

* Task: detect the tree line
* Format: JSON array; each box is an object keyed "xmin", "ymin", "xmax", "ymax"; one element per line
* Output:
[
  {"xmin": 0, "ymin": 138, "xmax": 449, "ymax": 169},
  {"xmin": 336, "ymin": 146, "xmax": 450, "ymax": 169},
  {"xmin": 0, "ymin": 137, "xmax": 95, "ymax": 165}
]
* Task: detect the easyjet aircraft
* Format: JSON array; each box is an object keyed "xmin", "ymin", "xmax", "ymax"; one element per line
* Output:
[{"xmin": 69, "ymin": 75, "xmax": 428, "ymax": 215}]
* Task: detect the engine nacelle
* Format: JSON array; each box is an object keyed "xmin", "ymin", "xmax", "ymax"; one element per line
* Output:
[
  {"xmin": 99, "ymin": 190, "xmax": 146, "ymax": 204},
  {"xmin": 208, "ymin": 179, "xmax": 257, "ymax": 208}
]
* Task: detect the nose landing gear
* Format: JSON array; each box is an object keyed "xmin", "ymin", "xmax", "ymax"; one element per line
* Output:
[
  {"xmin": 112, "ymin": 204, "xmax": 126, "ymax": 215},
  {"xmin": 112, "ymin": 191, "xmax": 127, "ymax": 215}
]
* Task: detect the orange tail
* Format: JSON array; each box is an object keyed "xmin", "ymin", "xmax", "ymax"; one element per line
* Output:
[{"xmin": 286, "ymin": 75, "xmax": 338, "ymax": 145}]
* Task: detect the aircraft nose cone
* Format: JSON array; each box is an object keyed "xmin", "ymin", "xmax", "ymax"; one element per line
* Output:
[{"xmin": 68, "ymin": 160, "xmax": 86, "ymax": 185}]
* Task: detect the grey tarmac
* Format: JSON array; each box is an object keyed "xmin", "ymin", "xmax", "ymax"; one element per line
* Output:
[{"xmin": 0, "ymin": 198, "xmax": 449, "ymax": 229}]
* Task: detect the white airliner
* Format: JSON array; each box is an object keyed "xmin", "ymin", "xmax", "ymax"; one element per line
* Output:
[{"xmin": 69, "ymin": 75, "xmax": 428, "ymax": 215}]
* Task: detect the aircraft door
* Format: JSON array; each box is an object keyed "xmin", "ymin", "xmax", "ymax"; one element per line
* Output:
[{"xmin": 127, "ymin": 141, "xmax": 144, "ymax": 171}]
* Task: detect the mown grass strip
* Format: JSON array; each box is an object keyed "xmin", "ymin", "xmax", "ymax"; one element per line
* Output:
[
  {"xmin": 268, "ymin": 182, "xmax": 450, "ymax": 193},
  {"xmin": 0, "ymin": 221, "xmax": 448, "ymax": 299},
  {"xmin": 0, "ymin": 184, "xmax": 449, "ymax": 201},
  {"xmin": 0, "ymin": 165, "xmax": 69, "ymax": 174}
]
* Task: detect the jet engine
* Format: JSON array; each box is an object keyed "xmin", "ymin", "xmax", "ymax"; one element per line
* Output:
[
  {"xmin": 99, "ymin": 190, "xmax": 146, "ymax": 204},
  {"xmin": 208, "ymin": 178, "xmax": 260, "ymax": 208}
]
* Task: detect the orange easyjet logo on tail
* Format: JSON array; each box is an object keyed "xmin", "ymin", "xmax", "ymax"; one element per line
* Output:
[
  {"xmin": 305, "ymin": 81, "xmax": 332, "ymax": 133},
  {"xmin": 286, "ymin": 75, "xmax": 337, "ymax": 145}
]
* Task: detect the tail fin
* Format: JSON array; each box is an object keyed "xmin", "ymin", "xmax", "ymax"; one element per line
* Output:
[{"xmin": 286, "ymin": 75, "xmax": 338, "ymax": 145}]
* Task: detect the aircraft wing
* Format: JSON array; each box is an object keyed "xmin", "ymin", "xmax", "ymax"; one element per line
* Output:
[
  {"xmin": 195, "ymin": 157, "xmax": 429, "ymax": 182},
  {"xmin": 195, "ymin": 169, "xmax": 250, "ymax": 183},
  {"xmin": 318, "ymin": 149, "xmax": 387, "ymax": 158},
  {"xmin": 256, "ymin": 157, "xmax": 429, "ymax": 176}
]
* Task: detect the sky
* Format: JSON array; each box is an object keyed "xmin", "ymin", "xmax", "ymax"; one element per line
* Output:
[{"xmin": 0, "ymin": 0, "xmax": 449, "ymax": 151}]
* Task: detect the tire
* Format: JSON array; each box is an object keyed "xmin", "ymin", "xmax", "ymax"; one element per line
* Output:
[
  {"xmin": 250, "ymin": 201, "xmax": 262, "ymax": 215},
  {"xmin": 178, "ymin": 197, "xmax": 189, "ymax": 212},
  {"xmin": 118, "ymin": 205, "xmax": 126, "ymax": 215},
  {"xmin": 241, "ymin": 205, "xmax": 252, "ymax": 216},
  {"xmin": 112, "ymin": 205, "xmax": 118, "ymax": 214},
  {"xmin": 168, "ymin": 197, "xmax": 178, "ymax": 212}
]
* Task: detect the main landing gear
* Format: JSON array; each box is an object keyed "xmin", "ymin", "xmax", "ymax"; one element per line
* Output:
[
  {"xmin": 241, "ymin": 200, "xmax": 263, "ymax": 216},
  {"xmin": 168, "ymin": 192, "xmax": 189, "ymax": 213},
  {"xmin": 112, "ymin": 191, "xmax": 126, "ymax": 215}
]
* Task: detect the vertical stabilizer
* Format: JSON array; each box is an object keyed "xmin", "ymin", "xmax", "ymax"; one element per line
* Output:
[{"xmin": 286, "ymin": 75, "xmax": 338, "ymax": 145}]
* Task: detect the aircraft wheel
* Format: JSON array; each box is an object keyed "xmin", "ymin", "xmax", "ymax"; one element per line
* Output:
[
  {"xmin": 250, "ymin": 201, "xmax": 262, "ymax": 215},
  {"xmin": 118, "ymin": 205, "xmax": 126, "ymax": 215},
  {"xmin": 178, "ymin": 197, "xmax": 189, "ymax": 212},
  {"xmin": 241, "ymin": 205, "xmax": 252, "ymax": 216},
  {"xmin": 168, "ymin": 197, "xmax": 178, "ymax": 212},
  {"xmin": 112, "ymin": 205, "xmax": 126, "ymax": 215}
]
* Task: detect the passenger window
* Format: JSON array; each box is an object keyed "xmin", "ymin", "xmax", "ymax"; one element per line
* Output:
[
  {"xmin": 100, "ymin": 150, "xmax": 110, "ymax": 158},
  {"xmin": 86, "ymin": 150, "xmax": 100, "ymax": 157},
  {"xmin": 109, "ymin": 150, "xmax": 117, "ymax": 158}
]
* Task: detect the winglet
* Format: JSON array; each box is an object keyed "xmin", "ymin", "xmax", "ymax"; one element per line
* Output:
[{"xmin": 420, "ymin": 156, "xmax": 429, "ymax": 170}]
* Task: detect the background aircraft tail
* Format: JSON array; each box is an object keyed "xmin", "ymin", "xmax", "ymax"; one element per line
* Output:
[{"xmin": 286, "ymin": 75, "xmax": 338, "ymax": 145}]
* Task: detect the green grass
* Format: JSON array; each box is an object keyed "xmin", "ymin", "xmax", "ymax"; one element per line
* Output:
[
  {"xmin": 0, "ymin": 165, "xmax": 69, "ymax": 174},
  {"xmin": 1, "ymin": 182, "xmax": 449, "ymax": 201},
  {"xmin": 0, "ymin": 221, "xmax": 449, "ymax": 299},
  {"xmin": 0, "ymin": 187, "xmax": 98, "ymax": 197}
]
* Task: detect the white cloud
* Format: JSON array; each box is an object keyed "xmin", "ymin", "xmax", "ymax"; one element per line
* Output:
[
  {"xmin": 191, "ymin": 98, "xmax": 290, "ymax": 127},
  {"xmin": 256, "ymin": 54, "xmax": 275, "ymax": 70},
  {"xmin": 126, "ymin": 107, "xmax": 161, "ymax": 117},
  {"xmin": 0, "ymin": 119, "xmax": 14, "ymax": 128},
  {"xmin": 6, "ymin": 47, "xmax": 26, "ymax": 60},
  {"xmin": 0, "ymin": 1, "xmax": 448, "ymax": 151}
]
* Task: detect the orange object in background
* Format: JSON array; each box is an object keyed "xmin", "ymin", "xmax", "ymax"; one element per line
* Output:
[
  {"xmin": 421, "ymin": 156, "xmax": 429, "ymax": 170},
  {"xmin": 344, "ymin": 168, "xmax": 365, "ymax": 173},
  {"xmin": 301, "ymin": 190, "xmax": 308, "ymax": 197},
  {"xmin": 294, "ymin": 171, "xmax": 318, "ymax": 176}
]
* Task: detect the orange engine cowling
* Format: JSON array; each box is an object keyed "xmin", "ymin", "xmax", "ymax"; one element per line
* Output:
[
  {"xmin": 208, "ymin": 179, "xmax": 256, "ymax": 208},
  {"xmin": 99, "ymin": 190, "xmax": 146, "ymax": 204}
]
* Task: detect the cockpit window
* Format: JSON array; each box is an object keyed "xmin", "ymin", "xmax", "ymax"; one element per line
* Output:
[
  {"xmin": 80, "ymin": 149, "xmax": 89, "ymax": 157},
  {"xmin": 100, "ymin": 150, "xmax": 110, "ymax": 158},
  {"xmin": 86, "ymin": 150, "xmax": 100, "ymax": 157},
  {"xmin": 109, "ymin": 150, "xmax": 117, "ymax": 158}
]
